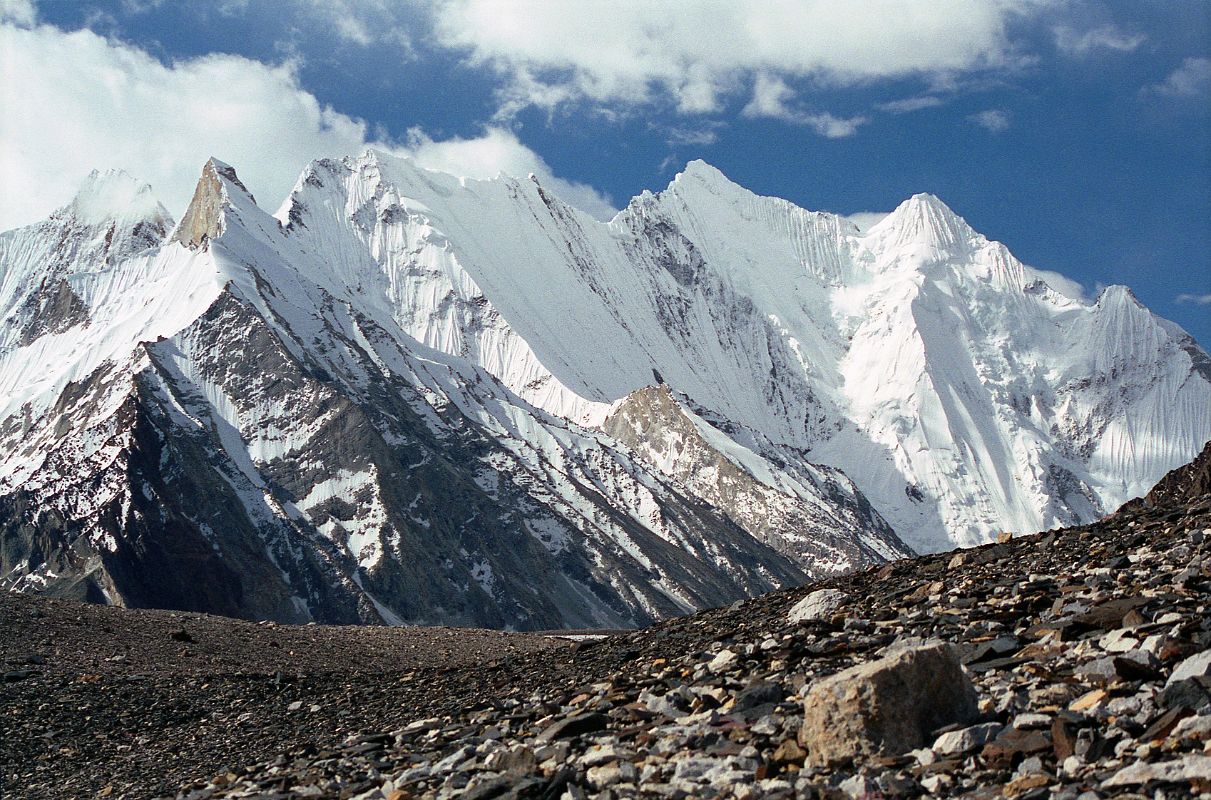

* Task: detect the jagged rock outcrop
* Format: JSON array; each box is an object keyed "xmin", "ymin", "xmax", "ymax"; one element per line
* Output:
[
  {"xmin": 602, "ymin": 384, "xmax": 909, "ymax": 576},
  {"xmin": 170, "ymin": 158, "xmax": 253, "ymax": 249}
]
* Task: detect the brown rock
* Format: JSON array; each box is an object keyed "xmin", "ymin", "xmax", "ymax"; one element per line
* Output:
[
  {"xmin": 983, "ymin": 728, "xmax": 1052, "ymax": 769},
  {"xmin": 1003, "ymin": 774, "xmax": 1051, "ymax": 797},
  {"xmin": 798, "ymin": 641, "xmax": 978, "ymax": 766},
  {"xmin": 771, "ymin": 738, "xmax": 806, "ymax": 766},
  {"xmin": 1051, "ymin": 717, "xmax": 1080, "ymax": 760},
  {"xmin": 1069, "ymin": 689, "xmax": 1108, "ymax": 712}
]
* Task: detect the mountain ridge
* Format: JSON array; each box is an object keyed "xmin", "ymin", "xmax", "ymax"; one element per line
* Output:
[
  {"xmin": 1, "ymin": 153, "xmax": 1208, "ymax": 627},
  {"xmin": 0, "ymin": 158, "xmax": 916, "ymax": 628}
]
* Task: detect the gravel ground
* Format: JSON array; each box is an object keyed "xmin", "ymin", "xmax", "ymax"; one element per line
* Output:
[
  {"xmin": 0, "ymin": 599, "xmax": 568, "ymax": 797},
  {"xmin": 2, "ymin": 451, "xmax": 1209, "ymax": 799}
]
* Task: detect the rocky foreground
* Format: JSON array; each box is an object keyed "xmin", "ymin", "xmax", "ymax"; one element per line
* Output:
[{"xmin": 3, "ymin": 448, "xmax": 1211, "ymax": 799}]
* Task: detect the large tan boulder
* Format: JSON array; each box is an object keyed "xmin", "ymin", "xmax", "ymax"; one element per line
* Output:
[{"xmin": 798, "ymin": 640, "xmax": 978, "ymax": 766}]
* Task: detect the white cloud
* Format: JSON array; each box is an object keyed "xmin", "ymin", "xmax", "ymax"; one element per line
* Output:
[
  {"xmin": 299, "ymin": 0, "xmax": 415, "ymax": 49},
  {"xmin": 664, "ymin": 126, "xmax": 720, "ymax": 147},
  {"xmin": 844, "ymin": 211, "xmax": 890, "ymax": 232},
  {"xmin": 1053, "ymin": 25, "xmax": 1145, "ymax": 57},
  {"xmin": 1147, "ymin": 57, "xmax": 1211, "ymax": 99},
  {"xmin": 402, "ymin": 127, "xmax": 616, "ymax": 219},
  {"xmin": 1176, "ymin": 292, "xmax": 1211, "ymax": 306},
  {"xmin": 876, "ymin": 95, "xmax": 945, "ymax": 114},
  {"xmin": 969, "ymin": 108, "xmax": 1012, "ymax": 132},
  {"xmin": 0, "ymin": 0, "xmax": 35, "ymax": 25},
  {"xmin": 0, "ymin": 22, "xmax": 611, "ymax": 230},
  {"xmin": 433, "ymin": 0, "xmax": 1037, "ymax": 118},
  {"xmin": 742, "ymin": 74, "xmax": 867, "ymax": 138}
]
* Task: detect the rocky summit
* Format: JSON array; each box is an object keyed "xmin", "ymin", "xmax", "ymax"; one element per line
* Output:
[{"xmin": 3, "ymin": 443, "xmax": 1209, "ymax": 798}]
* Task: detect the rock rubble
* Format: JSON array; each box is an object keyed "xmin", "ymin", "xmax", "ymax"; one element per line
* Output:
[{"xmin": 3, "ymin": 451, "xmax": 1210, "ymax": 798}]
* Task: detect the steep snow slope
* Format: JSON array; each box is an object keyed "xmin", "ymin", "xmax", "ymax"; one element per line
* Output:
[
  {"xmin": 278, "ymin": 152, "xmax": 1211, "ymax": 551},
  {"xmin": 0, "ymin": 160, "xmax": 910, "ymax": 627}
]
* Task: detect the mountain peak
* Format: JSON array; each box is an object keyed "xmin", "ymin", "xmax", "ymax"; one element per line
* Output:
[
  {"xmin": 170, "ymin": 158, "xmax": 254, "ymax": 249},
  {"xmin": 867, "ymin": 191, "xmax": 975, "ymax": 252},
  {"xmin": 68, "ymin": 168, "xmax": 169, "ymax": 228},
  {"xmin": 668, "ymin": 159, "xmax": 738, "ymax": 192},
  {"xmin": 1096, "ymin": 284, "xmax": 1142, "ymax": 308}
]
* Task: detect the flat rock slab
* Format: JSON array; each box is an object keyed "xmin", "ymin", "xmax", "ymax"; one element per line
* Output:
[
  {"xmin": 1168, "ymin": 649, "xmax": 1211, "ymax": 685},
  {"xmin": 799, "ymin": 640, "xmax": 978, "ymax": 766},
  {"xmin": 1104, "ymin": 754, "xmax": 1211, "ymax": 786}
]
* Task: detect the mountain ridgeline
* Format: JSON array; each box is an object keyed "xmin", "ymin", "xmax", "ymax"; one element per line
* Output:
[{"xmin": 1, "ymin": 154, "xmax": 1207, "ymax": 628}]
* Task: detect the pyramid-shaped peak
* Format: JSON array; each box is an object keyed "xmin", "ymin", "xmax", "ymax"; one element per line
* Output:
[
  {"xmin": 170, "ymin": 158, "xmax": 252, "ymax": 249},
  {"xmin": 672, "ymin": 159, "xmax": 734, "ymax": 188},
  {"xmin": 203, "ymin": 157, "xmax": 254, "ymax": 202},
  {"xmin": 892, "ymin": 192, "xmax": 966, "ymax": 223},
  {"xmin": 69, "ymin": 168, "xmax": 168, "ymax": 227},
  {"xmin": 1097, "ymin": 284, "xmax": 1139, "ymax": 303},
  {"xmin": 868, "ymin": 191, "xmax": 975, "ymax": 250}
]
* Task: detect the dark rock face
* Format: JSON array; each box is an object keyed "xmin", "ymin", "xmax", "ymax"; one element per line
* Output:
[
  {"xmin": 3, "ymin": 160, "xmax": 918, "ymax": 631},
  {"xmin": 1, "ymin": 288, "xmax": 809, "ymax": 628}
]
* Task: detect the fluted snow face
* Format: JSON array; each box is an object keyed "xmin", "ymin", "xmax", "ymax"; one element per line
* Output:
[{"xmin": 278, "ymin": 152, "xmax": 1211, "ymax": 552}]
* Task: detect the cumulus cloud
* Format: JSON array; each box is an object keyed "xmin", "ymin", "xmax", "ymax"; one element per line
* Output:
[
  {"xmin": 1053, "ymin": 24, "xmax": 1145, "ymax": 57},
  {"xmin": 1176, "ymin": 293, "xmax": 1211, "ymax": 306},
  {"xmin": 969, "ymin": 109, "xmax": 1012, "ymax": 133},
  {"xmin": 0, "ymin": 0, "xmax": 35, "ymax": 25},
  {"xmin": 1146, "ymin": 57, "xmax": 1211, "ymax": 99},
  {"xmin": 0, "ymin": 22, "xmax": 611, "ymax": 230},
  {"xmin": 433, "ymin": 0, "xmax": 1036, "ymax": 119},
  {"xmin": 742, "ymin": 74, "xmax": 867, "ymax": 138}
]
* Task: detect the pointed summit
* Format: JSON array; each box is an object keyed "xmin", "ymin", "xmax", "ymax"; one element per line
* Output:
[
  {"xmin": 171, "ymin": 158, "xmax": 254, "ymax": 249},
  {"xmin": 869, "ymin": 192, "xmax": 975, "ymax": 252},
  {"xmin": 677, "ymin": 159, "xmax": 729, "ymax": 183},
  {"xmin": 666, "ymin": 159, "xmax": 744, "ymax": 195}
]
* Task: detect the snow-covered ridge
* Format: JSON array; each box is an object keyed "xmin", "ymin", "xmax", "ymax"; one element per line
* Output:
[
  {"xmin": 0, "ymin": 157, "xmax": 909, "ymax": 627},
  {"xmin": 1, "ymin": 152, "xmax": 1208, "ymax": 628},
  {"xmin": 271, "ymin": 149, "xmax": 1210, "ymax": 551}
]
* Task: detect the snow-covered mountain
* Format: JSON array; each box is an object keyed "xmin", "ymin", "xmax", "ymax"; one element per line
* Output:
[
  {"xmin": 1, "ymin": 152, "xmax": 1207, "ymax": 626},
  {"xmin": 0, "ymin": 160, "xmax": 908, "ymax": 628},
  {"xmin": 276, "ymin": 152, "xmax": 1209, "ymax": 552}
]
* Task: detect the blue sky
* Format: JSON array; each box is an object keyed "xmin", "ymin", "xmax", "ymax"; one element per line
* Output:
[{"xmin": 2, "ymin": 0, "xmax": 1209, "ymax": 346}]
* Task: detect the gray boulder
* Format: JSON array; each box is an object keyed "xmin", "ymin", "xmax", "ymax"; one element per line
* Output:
[
  {"xmin": 788, "ymin": 588, "xmax": 849, "ymax": 624},
  {"xmin": 798, "ymin": 640, "xmax": 979, "ymax": 766}
]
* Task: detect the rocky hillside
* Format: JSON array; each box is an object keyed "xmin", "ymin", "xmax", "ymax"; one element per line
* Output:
[
  {"xmin": 2, "ymin": 444, "xmax": 1209, "ymax": 799},
  {"xmin": 1123, "ymin": 439, "xmax": 1211, "ymax": 513}
]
